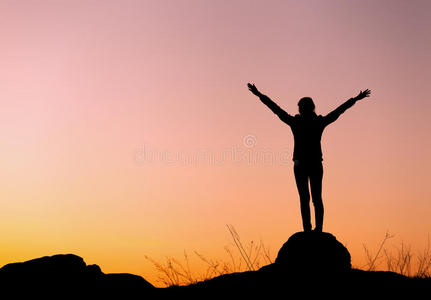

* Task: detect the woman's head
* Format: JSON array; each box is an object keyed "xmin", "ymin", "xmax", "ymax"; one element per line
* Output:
[{"xmin": 298, "ymin": 97, "xmax": 315, "ymax": 115}]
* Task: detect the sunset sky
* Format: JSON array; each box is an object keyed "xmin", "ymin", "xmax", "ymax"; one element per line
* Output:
[{"xmin": 1, "ymin": 0, "xmax": 430, "ymax": 286}]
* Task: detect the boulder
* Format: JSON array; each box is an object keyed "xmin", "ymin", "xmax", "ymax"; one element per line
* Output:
[{"xmin": 274, "ymin": 231, "xmax": 351, "ymax": 275}]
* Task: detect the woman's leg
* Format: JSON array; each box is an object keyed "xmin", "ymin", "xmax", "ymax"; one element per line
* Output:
[
  {"xmin": 310, "ymin": 162, "xmax": 324, "ymax": 232},
  {"xmin": 294, "ymin": 161, "xmax": 312, "ymax": 232}
]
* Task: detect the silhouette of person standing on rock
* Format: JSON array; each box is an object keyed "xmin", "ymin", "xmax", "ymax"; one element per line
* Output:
[{"xmin": 247, "ymin": 83, "xmax": 371, "ymax": 232}]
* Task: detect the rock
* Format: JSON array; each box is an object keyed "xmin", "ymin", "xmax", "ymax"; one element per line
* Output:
[
  {"xmin": 274, "ymin": 231, "xmax": 351, "ymax": 275},
  {"xmin": 86, "ymin": 263, "xmax": 103, "ymax": 276},
  {"xmin": 0, "ymin": 253, "xmax": 154, "ymax": 294},
  {"xmin": 0, "ymin": 254, "xmax": 88, "ymax": 281}
]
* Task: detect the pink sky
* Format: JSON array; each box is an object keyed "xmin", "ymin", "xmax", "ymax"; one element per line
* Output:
[{"xmin": 1, "ymin": 0, "xmax": 430, "ymax": 285}]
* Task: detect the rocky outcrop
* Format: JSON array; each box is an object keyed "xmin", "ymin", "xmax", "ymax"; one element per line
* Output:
[{"xmin": 0, "ymin": 254, "xmax": 154, "ymax": 295}]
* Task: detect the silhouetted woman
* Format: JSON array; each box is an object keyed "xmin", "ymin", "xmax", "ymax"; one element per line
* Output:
[{"xmin": 247, "ymin": 83, "xmax": 371, "ymax": 232}]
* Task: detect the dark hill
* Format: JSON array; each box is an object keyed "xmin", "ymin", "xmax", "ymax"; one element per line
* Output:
[
  {"xmin": 0, "ymin": 232, "xmax": 429, "ymax": 297},
  {"xmin": 179, "ymin": 232, "xmax": 429, "ymax": 296}
]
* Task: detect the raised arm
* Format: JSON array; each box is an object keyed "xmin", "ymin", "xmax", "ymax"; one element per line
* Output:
[
  {"xmin": 247, "ymin": 83, "xmax": 293, "ymax": 125},
  {"xmin": 323, "ymin": 89, "xmax": 371, "ymax": 126}
]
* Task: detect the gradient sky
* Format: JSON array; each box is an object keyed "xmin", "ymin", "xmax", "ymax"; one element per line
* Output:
[{"xmin": 1, "ymin": 0, "xmax": 430, "ymax": 286}]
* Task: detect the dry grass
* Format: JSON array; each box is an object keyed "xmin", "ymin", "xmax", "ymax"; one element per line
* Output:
[
  {"xmin": 145, "ymin": 224, "xmax": 273, "ymax": 287},
  {"xmin": 362, "ymin": 231, "xmax": 431, "ymax": 279}
]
